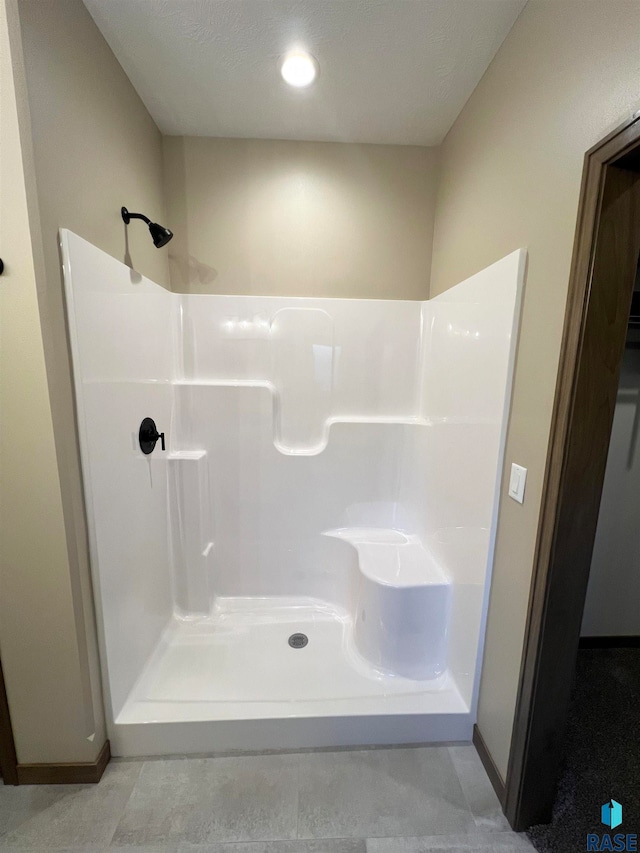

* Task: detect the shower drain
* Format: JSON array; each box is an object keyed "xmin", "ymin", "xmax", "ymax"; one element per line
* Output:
[{"xmin": 288, "ymin": 632, "xmax": 308, "ymax": 649}]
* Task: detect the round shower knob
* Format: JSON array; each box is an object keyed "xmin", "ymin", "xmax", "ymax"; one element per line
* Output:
[{"xmin": 139, "ymin": 417, "xmax": 165, "ymax": 454}]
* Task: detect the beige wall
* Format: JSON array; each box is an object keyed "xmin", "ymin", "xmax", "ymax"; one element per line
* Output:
[
  {"xmin": 164, "ymin": 136, "xmax": 437, "ymax": 299},
  {"xmin": 1, "ymin": 0, "xmax": 167, "ymax": 762},
  {"xmin": 0, "ymin": 0, "xmax": 90, "ymax": 764},
  {"xmin": 430, "ymin": 0, "xmax": 640, "ymax": 779},
  {"xmin": 581, "ymin": 344, "xmax": 640, "ymax": 638}
]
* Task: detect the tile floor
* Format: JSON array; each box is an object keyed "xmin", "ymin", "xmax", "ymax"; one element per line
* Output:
[{"xmin": 0, "ymin": 745, "xmax": 534, "ymax": 852}]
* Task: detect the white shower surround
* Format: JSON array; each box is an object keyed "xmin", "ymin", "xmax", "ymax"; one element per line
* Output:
[{"xmin": 61, "ymin": 230, "xmax": 525, "ymax": 756}]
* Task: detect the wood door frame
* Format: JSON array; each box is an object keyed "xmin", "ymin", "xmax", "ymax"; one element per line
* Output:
[
  {"xmin": 0, "ymin": 659, "xmax": 19, "ymax": 785},
  {"xmin": 504, "ymin": 113, "xmax": 640, "ymax": 830}
]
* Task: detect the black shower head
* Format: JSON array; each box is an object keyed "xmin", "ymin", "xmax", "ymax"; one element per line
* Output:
[
  {"xmin": 121, "ymin": 206, "xmax": 173, "ymax": 249},
  {"xmin": 148, "ymin": 221, "xmax": 173, "ymax": 248}
]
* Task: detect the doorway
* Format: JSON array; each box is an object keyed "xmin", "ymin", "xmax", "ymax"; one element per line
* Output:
[{"xmin": 503, "ymin": 115, "xmax": 640, "ymax": 830}]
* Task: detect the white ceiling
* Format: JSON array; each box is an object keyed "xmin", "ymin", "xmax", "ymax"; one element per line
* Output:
[{"xmin": 82, "ymin": 0, "xmax": 526, "ymax": 146}]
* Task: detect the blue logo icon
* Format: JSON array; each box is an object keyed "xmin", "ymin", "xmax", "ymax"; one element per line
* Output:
[
  {"xmin": 602, "ymin": 800, "xmax": 623, "ymax": 830},
  {"xmin": 588, "ymin": 801, "xmax": 635, "ymax": 850}
]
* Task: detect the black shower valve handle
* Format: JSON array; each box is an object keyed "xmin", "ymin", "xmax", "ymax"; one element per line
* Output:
[
  {"xmin": 147, "ymin": 425, "xmax": 165, "ymax": 451},
  {"xmin": 138, "ymin": 417, "xmax": 166, "ymax": 454},
  {"xmin": 153, "ymin": 430, "xmax": 166, "ymax": 451}
]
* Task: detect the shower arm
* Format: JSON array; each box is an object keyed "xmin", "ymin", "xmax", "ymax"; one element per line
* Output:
[{"xmin": 121, "ymin": 207, "xmax": 151, "ymax": 226}]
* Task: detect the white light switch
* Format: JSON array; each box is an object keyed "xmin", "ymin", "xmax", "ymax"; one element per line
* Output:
[{"xmin": 508, "ymin": 463, "xmax": 527, "ymax": 504}]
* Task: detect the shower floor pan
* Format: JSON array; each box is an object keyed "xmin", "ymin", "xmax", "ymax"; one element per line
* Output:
[{"xmin": 112, "ymin": 598, "xmax": 471, "ymax": 756}]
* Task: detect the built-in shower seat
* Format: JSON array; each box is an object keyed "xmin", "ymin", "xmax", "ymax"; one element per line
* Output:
[{"xmin": 324, "ymin": 528, "xmax": 451, "ymax": 681}]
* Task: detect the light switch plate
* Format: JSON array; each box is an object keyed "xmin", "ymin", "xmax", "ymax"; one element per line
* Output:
[{"xmin": 508, "ymin": 463, "xmax": 527, "ymax": 504}]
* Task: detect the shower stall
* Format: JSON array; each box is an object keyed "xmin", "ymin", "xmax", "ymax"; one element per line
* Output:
[{"xmin": 62, "ymin": 230, "xmax": 525, "ymax": 756}]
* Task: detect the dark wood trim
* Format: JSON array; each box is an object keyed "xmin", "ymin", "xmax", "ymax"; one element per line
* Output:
[
  {"xmin": 16, "ymin": 740, "xmax": 110, "ymax": 785},
  {"xmin": 504, "ymin": 114, "xmax": 640, "ymax": 831},
  {"xmin": 579, "ymin": 635, "xmax": 640, "ymax": 648},
  {"xmin": 473, "ymin": 724, "xmax": 505, "ymax": 805},
  {"xmin": 0, "ymin": 660, "xmax": 18, "ymax": 785}
]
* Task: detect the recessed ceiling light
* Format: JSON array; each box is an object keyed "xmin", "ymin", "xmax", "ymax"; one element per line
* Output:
[{"xmin": 280, "ymin": 52, "xmax": 318, "ymax": 88}]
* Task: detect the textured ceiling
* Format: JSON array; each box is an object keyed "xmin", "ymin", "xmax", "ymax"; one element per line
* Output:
[{"xmin": 82, "ymin": 0, "xmax": 527, "ymax": 146}]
